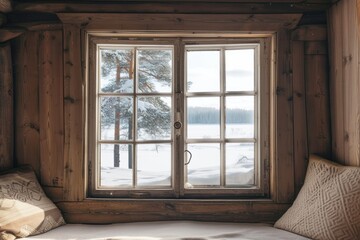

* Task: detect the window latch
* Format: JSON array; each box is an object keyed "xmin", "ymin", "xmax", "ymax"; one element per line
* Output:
[{"xmin": 184, "ymin": 150, "xmax": 192, "ymax": 165}]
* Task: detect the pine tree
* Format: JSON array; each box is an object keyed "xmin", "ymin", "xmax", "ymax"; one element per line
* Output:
[{"xmin": 100, "ymin": 48, "xmax": 172, "ymax": 168}]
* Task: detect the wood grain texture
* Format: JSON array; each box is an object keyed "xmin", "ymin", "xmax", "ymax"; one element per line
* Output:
[
  {"xmin": 0, "ymin": 28, "xmax": 25, "ymax": 43},
  {"xmin": 305, "ymin": 53, "xmax": 331, "ymax": 158},
  {"xmin": 328, "ymin": 0, "xmax": 360, "ymax": 166},
  {"xmin": 12, "ymin": 32, "xmax": 41, "ymax": 176},
  {"xmin": 16, "ymin": 22, "xmax": 63, "ymax": 32},
  {"xmin": 63, "ymin": 24, "xmax": 85, "ymax": 201},
  {"xmin": 0, "ymin": 44, "xmax": 13, "ymax": 171},
  {"xmin": 342, "ymin": 0, "xmax": 351, "ymax": 166},
  {"xmin": 275, "ymin": 30, "xmax": 294, "ymax": 203},
  {"xmin": 291, "ymin": 25, "xmax": 327, "ymax": 41},
  {"xmin": 39, "ymin": 30, "xmax": 64, "ymax": 188},
  {"xmin": 328, "ymin": 1, "xmax": 345, "ymax": 164},
  {"xmin": 304, "ymin": 41, "xmax": 328, "ymax": 55},
  {"xmin": 57, "ymin": 13, "xmax": 301, "ymax": 31},
  {"xmin": 291, "ymin": 41, "xmax": 308, "ymax": 196},
  {"xmin": 57, "ymin": 200, "xmax": 291, "ymax": 224},
  {"xmin": 344, "ymin": 0, "xmax": 360, "ymax": 166},
  {"xmin": 43, "ymin": 186, "xmax": 64, "ymax": 203},
  {"xmin": 15, "ymin": 2, "xmax": 329, "ymax": 14}
]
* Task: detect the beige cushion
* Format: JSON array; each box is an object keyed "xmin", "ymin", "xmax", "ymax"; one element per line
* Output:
[
  {"xmin": 275, "ymin": 155, "xmax": 360, "ymax": 240},
  {"xmin": 0, "ymin": 167, "xmax": 65, "ymax": 239}
]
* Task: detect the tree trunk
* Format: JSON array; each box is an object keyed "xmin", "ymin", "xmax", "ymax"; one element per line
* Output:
[
  {"xmin": 128, "ymin": 52, "xmax": 134, "ymax": 169},
  {"xmin": 114, "ymin": 62, "xmax": 121, "ymax": 167},
  {"xmin": 128, "ymin": 120, "xmax": 133, "ymax": 169}
]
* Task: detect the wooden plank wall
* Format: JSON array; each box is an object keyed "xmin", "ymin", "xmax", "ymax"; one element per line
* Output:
[
  {"xmin": 328, "ymin": 0, "xmax": 360, "ymax": 166},
  {"xmin": 0, "ymin": 43, "xmax": 13, "ymax": 171},
  {"xmin": 12, "ymin": 30, "xmax": 65, "ymax": 200},
  {"xmin": 13, "ymin": 32, "xmax": 41, "ymax": 175},
  {"xmin": 275, "ymin": 30, "xmax": 295, "ymax": 203},
  {"xmin": 63, "ymin": 24, "xmax": 84, "ymax": 201},
  {"xmin": 291, "ymin": 24, "xmax": 331, "ymax": 194},
  {"xmin": 9, "ymin": 22, "xmax": 331, "ymax": 222}
]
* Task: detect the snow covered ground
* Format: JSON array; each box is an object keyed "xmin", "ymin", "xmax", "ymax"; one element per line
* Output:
[{"xmin": 99, "ymin": 124, "xmax": 255, "ymax": 188}]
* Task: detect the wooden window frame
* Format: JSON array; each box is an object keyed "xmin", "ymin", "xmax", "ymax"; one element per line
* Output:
[
  {"xmin": 86, "ymin": 33, "xmax": 273, "ymax": 199},
  {"xmin": 54, "ymin": 13, "xmax": 302, "ymax": 222}
]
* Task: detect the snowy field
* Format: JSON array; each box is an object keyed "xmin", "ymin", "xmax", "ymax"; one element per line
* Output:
[{"xmin": 99, "ymin": 124, "xmax": 255, "ymax": 188}]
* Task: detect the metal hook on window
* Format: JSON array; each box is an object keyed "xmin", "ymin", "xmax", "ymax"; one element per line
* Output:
[{"xmin": 184, "ymin": 150, "xmax": 192, "ymax": 165}]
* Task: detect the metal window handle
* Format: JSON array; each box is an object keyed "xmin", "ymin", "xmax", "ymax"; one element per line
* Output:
[
  {"xmin": 174, "ymin": 121, "xmax": 182, "ymax": 129},
  {"xmin": 184, "ymin": 150, "xmax": 192, "ymax": 165}
]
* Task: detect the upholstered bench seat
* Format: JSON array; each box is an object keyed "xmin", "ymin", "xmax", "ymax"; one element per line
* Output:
[{"xmin": 23, "ymin": 221, "xmax": 310, "ymax": 240}]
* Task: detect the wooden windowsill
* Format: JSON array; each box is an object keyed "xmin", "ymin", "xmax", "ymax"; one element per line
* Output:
[{"xmin": 56, "ymin": 199, "xmax": 290, "ymax": 224}]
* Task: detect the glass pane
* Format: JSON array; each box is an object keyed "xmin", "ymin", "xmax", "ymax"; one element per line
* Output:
[
  {"xmin": 100, "ymin": 48, "xmax": 134, "ymax": 93},
  {"xmin": 226, "ymin": 96, "xmax": 254, "ymax": 138},
  {"xmin": 100, "ymin": 97, "xmax": 133, "ymax": 141},
  {"xmin": 137, "ymin": 49, "xmax": 173, "ymax": 93},
  {"xmin": 225, "ymin": 49, "xmax": 254, "ymax": 91},
  {"xmin": 137, "ymin": 97, "xmax": 171, "ymax": 140},
  {"xmin": 187, "ymin": 97, "xmax": 220, "ymax": 139},
  {"xmin": 187, "ymin": 50, "xmax": 220, "ymax": 92},
  {"xmin": 99, "ymin": 144, "xmax": 133, "ymax": 187},
  {"xmin": 186, "ymin": 144, "xmax": 220, "ymax": 187},
  {"xmin": 226, "ymin": 143, "xmax": 255, "ymax": 186},
  {"xmin": 137, "ymin": 144, "xmax": 171, "ymax": 186}
]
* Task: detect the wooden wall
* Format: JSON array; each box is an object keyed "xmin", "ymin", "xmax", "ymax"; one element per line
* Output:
[
  {"xmin": 12, "ymin": 29, "xmax": 65, "ymax": 200},
  {"xmin": 291, "ymin": 24, "xmax": 331, "ymax": 193},
  {"xmin": 328, "ymin": 0, "xmax": 360, "ymax": 167},
  {"xmin": 0, "ymin": 43, "xmax": 13, "ymax": 170},
  {"xmin": 1, "ymin": 11, "xmax": 332, "ymax": 223}
]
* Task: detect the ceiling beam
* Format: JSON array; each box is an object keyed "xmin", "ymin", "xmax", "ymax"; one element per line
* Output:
[
  {"xmin": 14, "ymin": 1, "xmax": 331, "ymax": 14},
  {"xmin": 57, "ymin": 13, "xmax": 302, "ymax": 31}
]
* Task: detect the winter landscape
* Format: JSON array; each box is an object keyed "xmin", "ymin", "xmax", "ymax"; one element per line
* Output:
[
  {"xmin": 98, "ymin": 46, "xmax": 256, "ymax": 189},
  {"xmin": 99, "ymin": 123, "xmax": 255, "ymax": 188}
]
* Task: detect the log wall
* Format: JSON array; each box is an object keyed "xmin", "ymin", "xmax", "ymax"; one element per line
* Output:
[
  {"xmin": 0, "ymin": 43, "xmax": 13, "ymax": 171},
  {"xmin": 12, "ymin": 30, "xmax": 65, "ymax": 200},
  {"xmin": 291, "ymin": 25, "xmax": 331, "ymax": 194},
  {"xmin": 328, "ymin": 0, "xmax": 360, "ymax": 167},
  {"xmin": 6, "ymin": 13, "xmax": 332, "ymax": 223}
]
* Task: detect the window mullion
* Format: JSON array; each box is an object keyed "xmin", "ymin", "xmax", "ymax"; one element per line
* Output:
[
  {"xmin": 133, "ymin": 47, "xmax": 138, "ymax": 188},
  {"xmin": 220, "ymin": 47, "xmax": 226, "ymax": 187},
  {"xmin": 174, "ymin": 39, "xmax": 183, "ymax": 198}
]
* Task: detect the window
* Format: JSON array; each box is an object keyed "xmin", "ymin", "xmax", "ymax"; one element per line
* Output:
[{"xmin": 87, "ymin": 35, "xmax": 271, "ymax": 198}]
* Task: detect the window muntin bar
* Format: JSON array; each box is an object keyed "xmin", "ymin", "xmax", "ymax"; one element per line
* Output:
[
  {"xmin": 88, "ymin": 36, "xmax": 269, "ymax": 198},
  {"xmin": 184, "ymin": 44, "xmax": 259, "ymax": 190},
  {"xmin": 95, "ymin": 44, "xmax": 174, "ymax": 191}
]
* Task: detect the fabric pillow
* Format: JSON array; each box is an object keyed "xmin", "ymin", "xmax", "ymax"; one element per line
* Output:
[
  {"xmin": 0, "ymin": 167, "xmax": 65, "ymax": 240},
  {"xmin": 275, "ymin": 154, "xmax": 360, "ymax": 240}
]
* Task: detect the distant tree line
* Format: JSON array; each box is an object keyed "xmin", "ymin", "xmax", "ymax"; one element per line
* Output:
[{"xmin": 188, "ymin": 107, "xmax": 253, "ymax": 124}]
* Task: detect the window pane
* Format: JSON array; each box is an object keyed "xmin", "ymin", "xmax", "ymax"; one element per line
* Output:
[
  {"xmin": 187, "ymin": 97, "xmax": 220, "ymax": 139},
  {"xmin": 137, "ymin": 49, "xmax": 173, "ymax": 93},
  {"xmin": 137, "ymin": 144, "xmax": 171, "ymax": 186},
  {"xmin": 99, "ymin": 144, "xmax": 133, "ymax": 187},
  {"xmin": 100, "ymin": 96, "xmax": 133, "ymax": 141},
  {"xmin": 186, "ymin": 143, "xmax": 220, "ymax": 187},
  {"xmin": 137, "ymin": 97, "xmax": 171, "ymax": 140},
  {"xmin": 226, "ymin": 96, "xmax": 254, "ymax": 138},
  {"xmin": 100, "ymin": 49, "xmax": 134, "ymax": 93},
  {"xmin": 225, "ymin": 49, "xmax": 254, "ymax": 91},
  {"xmin": 187, "ymin": 50, "xmax": 220, "ymax": 92},
  {"xmin": 226, "ymin": 143, "xmax": 255, "ymax": 186}
]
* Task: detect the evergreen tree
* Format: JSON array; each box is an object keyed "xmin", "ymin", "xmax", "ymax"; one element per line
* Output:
[{"xmin": 100, "ymin": 48, "xmax": 172, "ymax": 168}]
